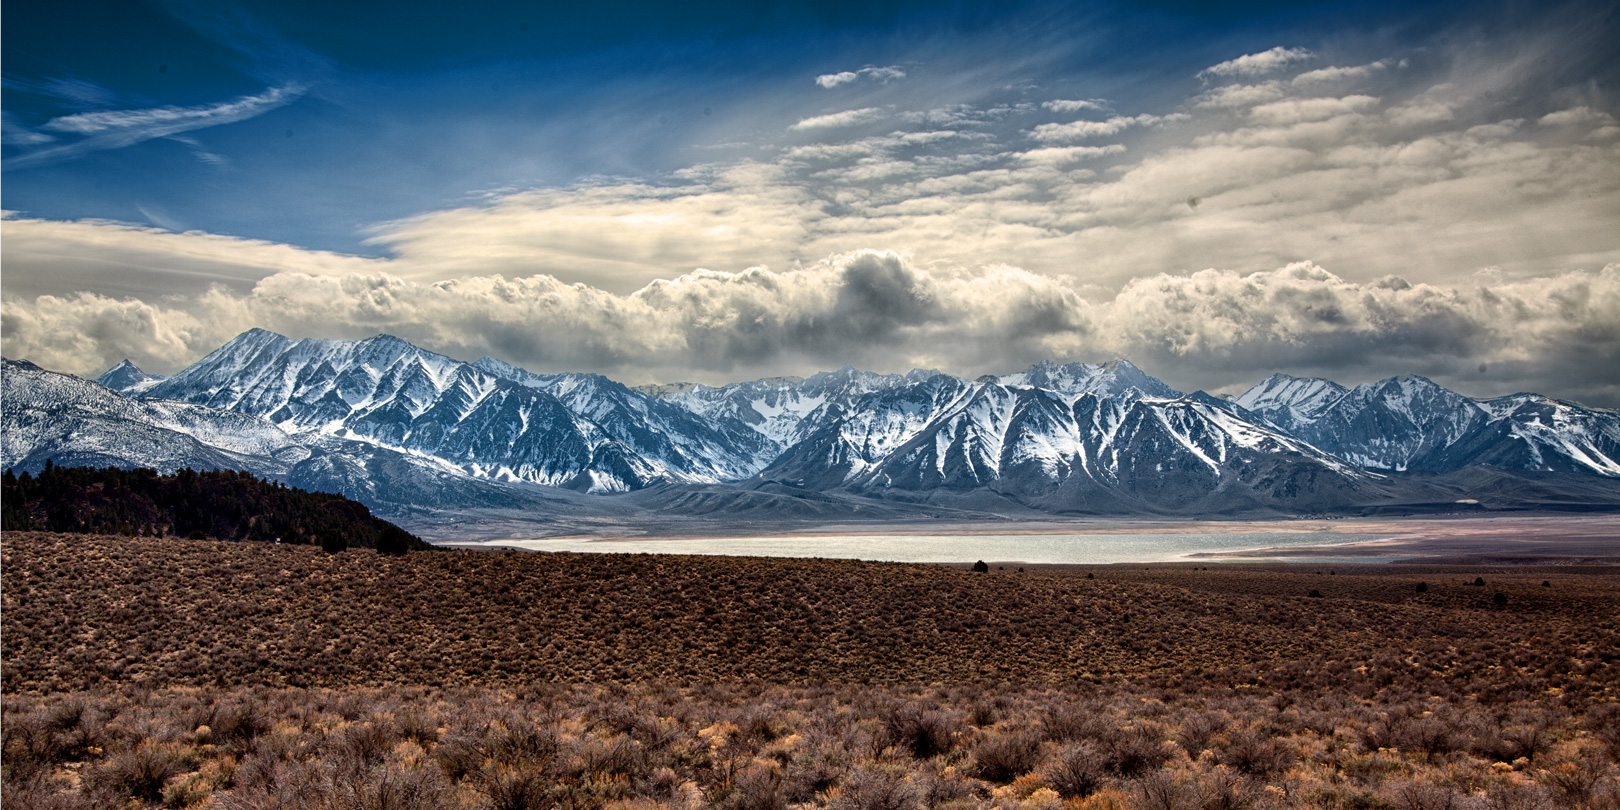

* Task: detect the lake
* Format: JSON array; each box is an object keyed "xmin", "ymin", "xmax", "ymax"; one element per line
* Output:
[{"xmin": 448, "ymin": 531, "xmax": 1395, "ymax": 564}]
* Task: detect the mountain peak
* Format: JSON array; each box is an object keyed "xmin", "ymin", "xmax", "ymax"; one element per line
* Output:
[
  {"xmin": 904, "ymin": 368, "xmax": 947, "ymax": 383},
  {"xmin": 360, "ymin": 333, "xmax": 414, "ymax": 349},
  {"xmin": 472, "ymin": 355, "xmax": 523, "ymax": 375},
  {"xmin": 95, "ymin": 359, "xmax": 165, "ymax": 394},
  {"xmin": 233, "ymin": 327, "xmax": 290, "ymax": 345},
  {"xmin": 1232, "ymin": 374, "xmax": 1352, "ymax": 436},
  {"xmin": 997, "ymin": 359, "xmax": 1179, "ymax": 399},
  {"xmin": 1353, "ymin": 374, "xmax": 1469, "ymax": 407}
]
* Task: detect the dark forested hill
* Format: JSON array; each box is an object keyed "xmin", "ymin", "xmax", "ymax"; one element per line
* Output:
[{"xmin": 0, "ymin": 463, "xmax": 429, "ymax": 553}]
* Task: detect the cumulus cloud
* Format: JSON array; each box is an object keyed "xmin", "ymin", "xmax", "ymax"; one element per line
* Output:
[
  {"xmin": 1098, "ymin": 262, "xmax": 1620, "ymax": 405},
  {"xmin": 1386, "ymin": 101, "xmax": 1455, "ymax": 127},
  {"xmin": 1194, "ymin": 82, "xmax": 1285, "ymax": 109},
  {"xmin": 1042, "ymin": 99, "xmax": 1110, "ymax": 113},
  {"xmin": 1292, "ymin": 61, "xmax": 1391, "ymax": 86},
  {"xmin": 1199, "ymin": 47, "xmax": 1313, "ymax": 81},
  {"xmin": 1030, "ymin": 113, "xmax": 1181, "ymax": 142},
  {"xmin": 1538, "ymin": 106, "xmax": 1617, "ymax": 128},
  {"xmin": 815, "ymin": 66, "xmax": 906, "ymax": 88},
  {"xmin": 5, "ymin": 253, "xmax": 1618, "ymax": 406},
  {"xmin": 0, "ymin": 251, "xmax": 1088, "ymax": 382},
  {"xmin": 790, "ymin": 107, "xmax": 887, "ymax": 130},
  {"xmin": 1014, "ymin": 144, "xmax": 1126, "ymax": 165},
  {"xmin": 1248, "ymin": 95, "xmax": 1380, "ymax": 126},
  {"xmin": 6, "ymin": 84, "xmax": 304, "ymax": 171}
]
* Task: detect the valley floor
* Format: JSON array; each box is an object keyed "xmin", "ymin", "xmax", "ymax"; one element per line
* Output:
[{"xmin": 3, "ymin": 531, "xmax": 1617, "ymax": 808}]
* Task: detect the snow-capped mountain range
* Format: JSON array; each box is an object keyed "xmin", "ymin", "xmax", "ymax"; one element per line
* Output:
[{"xmin": 5, "ymin": 329, "xmax": 1618, "ymax": 524}]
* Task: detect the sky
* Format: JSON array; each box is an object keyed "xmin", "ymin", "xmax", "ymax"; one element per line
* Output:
[{"xmin": 3, "ymin": 0, "xmax": 1618, "ymax": 405}]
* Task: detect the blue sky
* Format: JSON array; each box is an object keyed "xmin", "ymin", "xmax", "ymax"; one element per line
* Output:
[
  {"xmin": 3, "ymin": 0, "xmax": 1619, "ymax": 404},
  {"xmin": 1, "ymin": 0, "xmax": 1443, "ymax": 250}
]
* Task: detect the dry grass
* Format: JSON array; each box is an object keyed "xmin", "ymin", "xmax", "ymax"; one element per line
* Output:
[
  {"xmin": 4, "ymin": 682, "xmax": 1618, "ymax": 809},
  {"xmin": 3, "ymin": 532, "xmax": 1619, "ymax": 808}
]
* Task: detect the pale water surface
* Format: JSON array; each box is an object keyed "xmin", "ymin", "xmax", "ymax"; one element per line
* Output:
[{"xmin": 455, "ymin": 532, "xmax": 1392, "ymax": 564}]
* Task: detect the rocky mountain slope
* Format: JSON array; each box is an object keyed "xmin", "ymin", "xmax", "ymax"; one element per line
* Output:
[{"xmin": 9, "ymin": 330, "xmax": 1617, "ymax": 524}]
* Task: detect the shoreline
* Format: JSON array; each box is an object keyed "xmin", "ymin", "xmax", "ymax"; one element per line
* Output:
[{"xmin": 431, "ymin": 513, "xmax": 1620, "ymax": 565}]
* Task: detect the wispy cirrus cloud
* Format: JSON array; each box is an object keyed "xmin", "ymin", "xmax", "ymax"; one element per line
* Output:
[
  {"xmin": 1199, "ymin": 46, "xmax": 1314, "ymax": 81},
  {"xmin": 815, "ymin": 65, "xmax": 906, "ymax": 88},
  {"xmin": 2, "ymin": 75, "xmax": 125, "ymax": 107},
  {"xmin": 1, "ymin": 112, "xmax": 56, "ymax": 146},
  {"xmin": 5, "ymin": 84, "xmax": 304, "ymax": 171}
]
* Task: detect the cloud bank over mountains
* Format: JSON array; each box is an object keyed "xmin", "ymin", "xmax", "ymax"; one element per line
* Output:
[
  {"xmin": 6, "ymin": 249, "xmax": 1616, "ymax": 407},
  {"xmin": 4, "ymin": 18, "xmax": 1618, "ymax": 405}
]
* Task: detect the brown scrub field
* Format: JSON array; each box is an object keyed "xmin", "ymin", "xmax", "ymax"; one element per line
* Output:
[{"xmin": 3, "ymin": 531, "xmax": 1618, "ymax": 809}]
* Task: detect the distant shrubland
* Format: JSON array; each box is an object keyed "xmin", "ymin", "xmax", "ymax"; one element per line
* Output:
[{"xmin": 4, "ymin": 532, "xmax": 1615, "ymax": 692}]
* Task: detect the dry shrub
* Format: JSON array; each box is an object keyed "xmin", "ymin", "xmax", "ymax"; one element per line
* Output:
[
  {"xmin": 83, "ymin": 742, "xmax": 188, "ymax": 805},
  {"xmin": 1046, "ymin": 702, "xmax": 1109, "ymax": 743},
  {"xmin": 728, "ymin": 760, "xmax": 788, "ymax": 810},
  {"xmin": 1387, "ymin": 778, "xmax": 1460, "ymax": 810},
  {"xmin": 2, "ymin": 711, "xmax": 64, "ymax": 783},
  {"xmin": 391, "ymin": 709, "xmax": 441, "ymax": 748},
  {"xmin": 0, "ymin": 778, "xmax": 93, "ymax": 810},
  {"xmin": 883, "ymin": 703, "xmax": 961, "ymax": 759},
  {"xmin": 1175, "ymin": 712, "xmax": 1227, "ymax": 757},
  {"xmin": 1362, "ymin": 712, "xmax": 1461, "ymax": 762},
  {"xmin": 789, "ymin": 737, "xmax": 852, "ymax": 798},
  {"xmin": 970, "ymin": 730, "xmax": 1043, "ymax": 784},
  {"xmin": 833, "ymin": 764, "xmax": 921, "ymax": 810},
  {"xmin": 1586, "ymin": 703, "xmax": 1620, "ymax": 759},
  {"xmin": 910, "ymin": 761, "xmax": 984, "ymax": 808},
  {"xmin": 1098, "ymin": 724, "xmax": 1171, "ymax": 779},
  {"xmin": 1496, "ymin": 722, "xmax": 1552, "ymax": 763},
  {"xmin": 478, "ymin": 763, "xmax": 553, "ymax": 810},
  {"xmin": 580, "ymin": 732, "xmax": 647, "ymax": 781},
  {"xmin": 333, "ymin": 721, "xmax": 397, "ymax": 769},
  {"xmin": 1216, "ymin": 727, "xmax": 1296, "ymax": 780},
  {"xmin": 488, "ymin": 718, "xmax": 560, "ymax": 768},
  {"xmin": 1484, "ymin": 781, "xmax": 1553, "ymax": 810},
  {"xmin": 205, "ymin": 699, "xmax": 270, "ymax": 753},
  {"xmin": 1196, "ymin": 765, "xmax": 1269, "ymax": 810},
  {"xmin": 1042, "ymin": 741, "xmax": 1108, "ymax": 799},
  {"xmin": 1536, "ymin": 752, "xmax": 1611, "ymax": 806},
  {"xmin": 1132, "ymin": 770, "xmax": 1199, "ymax": 810},
  {"xmin": 328, "ymin": 757, "xmax": 453, "ymax": 810}
]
